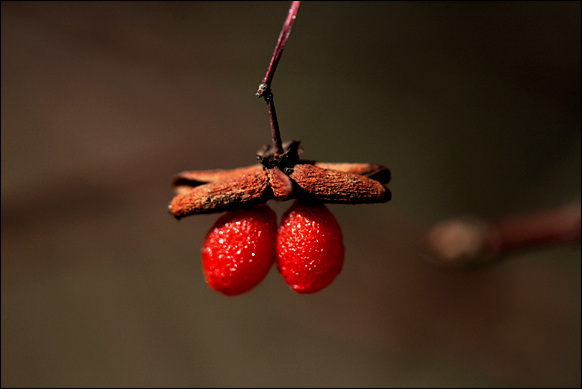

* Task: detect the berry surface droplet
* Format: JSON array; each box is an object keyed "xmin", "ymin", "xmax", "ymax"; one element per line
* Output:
[
  {"xmin": 277, "ymin": 201, "xmax": 344, "ymax": 294},
  {"xmin": 202, "ymin": 205, "xmax": 277, "ymax": 296}
]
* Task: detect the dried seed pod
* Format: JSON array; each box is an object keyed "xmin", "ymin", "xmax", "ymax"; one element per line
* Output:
[{"xmin": 169, "ymin": 140, "xmax": 391, "ymax": 217}]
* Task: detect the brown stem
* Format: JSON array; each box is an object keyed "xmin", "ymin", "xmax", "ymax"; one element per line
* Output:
[
  {"xmin": 266, "ymin": 94, "xmax": 283, "ymax": 155},
  {"xmin": 424, "ymin": 200, "xmax": 581, "ymax": 268},
  {"xmin": 256, "ymin": 1, "xmax": 301, "ymax": 156}
]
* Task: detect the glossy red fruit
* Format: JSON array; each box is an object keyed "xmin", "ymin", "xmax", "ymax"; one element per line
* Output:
[
  {"xmin": 201, "ymin": 205, "xmax": 277, "ymax": 296},
  {"xmin": 277, "ymin": 201, "xmax": 344, "ymax": 294}
]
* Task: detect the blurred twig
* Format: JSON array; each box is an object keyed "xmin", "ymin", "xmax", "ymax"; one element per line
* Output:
[{"xmin": 424, "ymin": 199, "xmax": 581, "ymax": 268}]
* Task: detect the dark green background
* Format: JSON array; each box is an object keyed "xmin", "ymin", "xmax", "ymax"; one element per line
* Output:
[{"xmin": 2, "ymin": 2, "xmax": 580, "ymax": 387}]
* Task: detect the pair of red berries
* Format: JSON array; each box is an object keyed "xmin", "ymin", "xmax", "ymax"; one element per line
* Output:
[{"xmin": 201, "ymin": 200, "xmax": 344, "ymax": 295}]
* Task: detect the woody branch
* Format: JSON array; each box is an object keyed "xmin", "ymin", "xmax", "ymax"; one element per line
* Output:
[{"xmin": 424, "ymin": 200, "xmax": 581, "ymax": 268}]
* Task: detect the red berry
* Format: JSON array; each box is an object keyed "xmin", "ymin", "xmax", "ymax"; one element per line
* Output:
[
  {"xmin": 201, "ymin": 205, "xmax": 277, "ymax": 296},
  {"xmin": 277, "ymin": 201, "xmax": 344, "ymax": 294}
]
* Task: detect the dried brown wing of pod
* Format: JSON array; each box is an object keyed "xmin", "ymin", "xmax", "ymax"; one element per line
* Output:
[
  {"xmin": 169, "ymin": 169, "xmax": 271, "ymax": 219},
  {"xmin": 289, "ymin": 164, "xmax": 391, "ymax": 204},
  {"xmin": 172, "ymin": 165, "xmax": 263, "ymax": 189},
  {"xmin": 313, "ymin": 162, "xmax": 391, "ymax": 184},
  {"xmin": 268, "ymin": 166, "xmax": 294, "ymax": 200}
]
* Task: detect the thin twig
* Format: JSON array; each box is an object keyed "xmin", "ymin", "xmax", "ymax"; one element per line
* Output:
[
  {"xmin": 256, "ymin": 1, "xmax": 301, "ymax": 156},
  {"xmin": 258, "ymin": 1, "xmax": 301, "ymax": 93}
]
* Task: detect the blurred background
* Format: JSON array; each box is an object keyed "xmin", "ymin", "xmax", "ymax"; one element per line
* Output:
[{"xmin": 2, "ymin": 1, "xmax": 580, "ymax": 387}]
